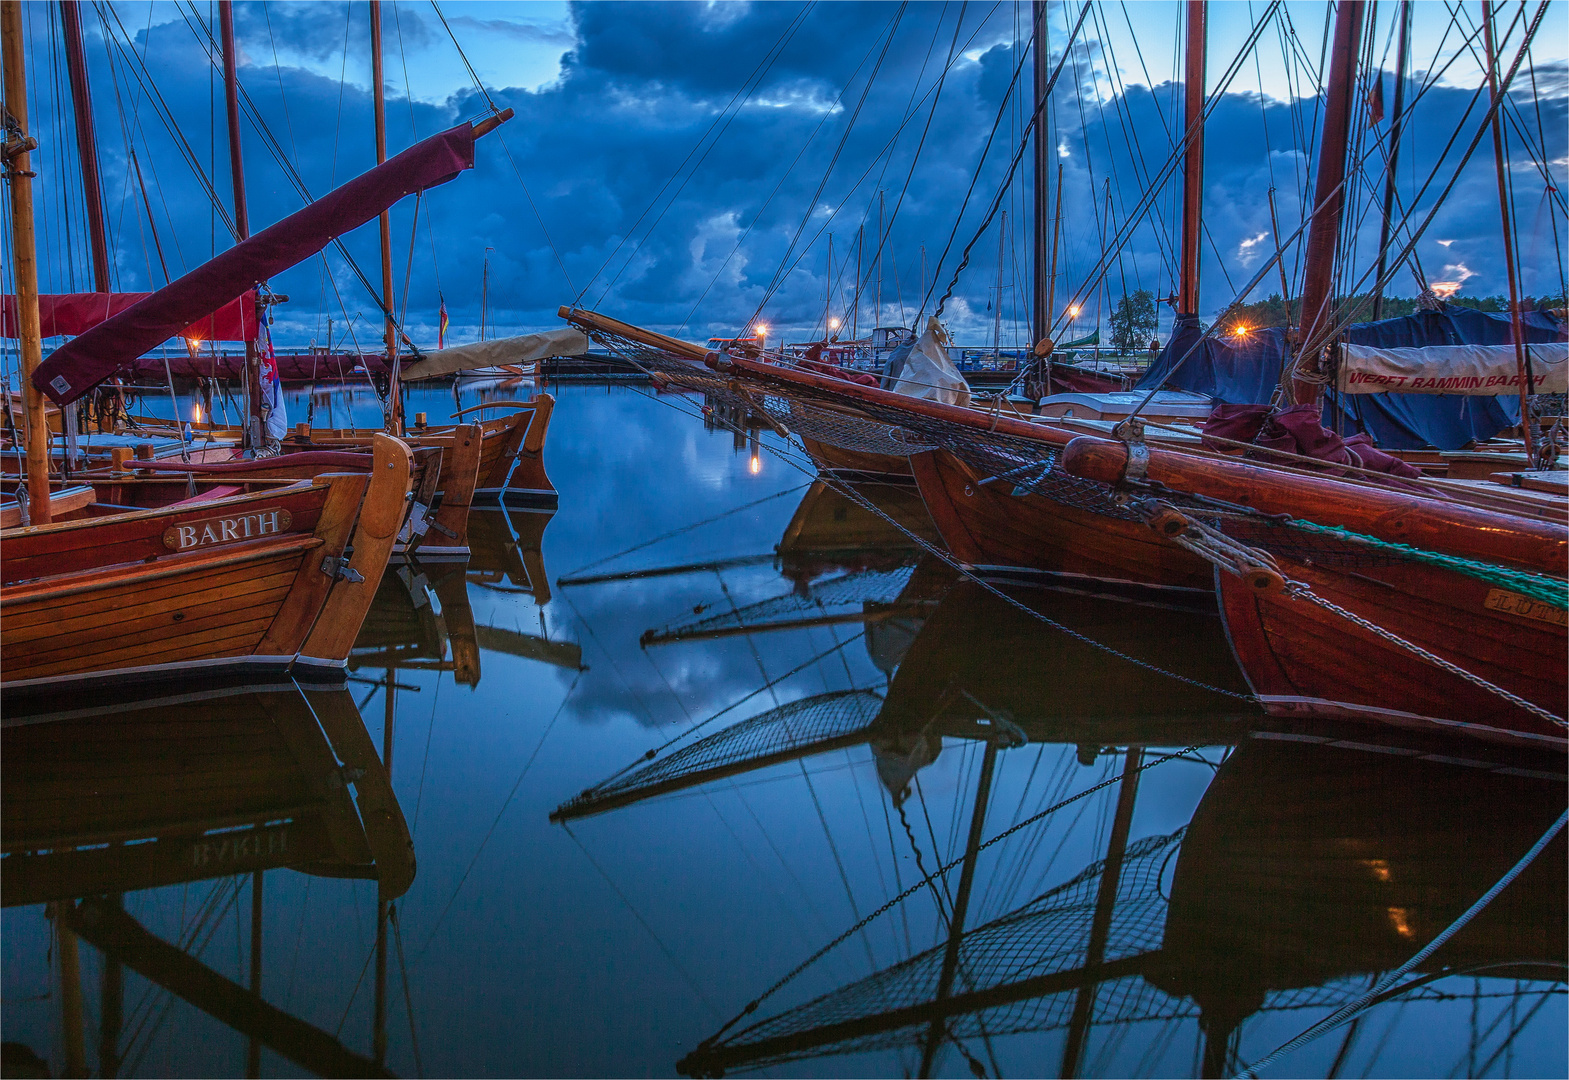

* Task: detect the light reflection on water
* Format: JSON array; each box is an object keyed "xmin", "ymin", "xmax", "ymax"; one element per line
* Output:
[{"xmin": 2, "ymin": 381, "xmax": 1564, "ymax": 1079}]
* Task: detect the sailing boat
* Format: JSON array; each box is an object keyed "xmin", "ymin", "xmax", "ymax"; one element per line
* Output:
[
  {"xmin": 0, "ymin": 6, "xmax": 420, "ymax": 700},
  {"xmin": 5, "ymin": 0, "xmax": 555, "ymax": 560}
]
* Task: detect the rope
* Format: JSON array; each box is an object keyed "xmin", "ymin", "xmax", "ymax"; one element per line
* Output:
[
  {"xmin": 699, "ymin": 743, "xmax": 1203, "ymax": 1050},
  {"xmin": 1285, "ymin": 520, "xmax": 1568, "ymax": 610},
  {"xmin": 1234, "ymin": 807, "xmax": 1569, "ymax": 1078}
]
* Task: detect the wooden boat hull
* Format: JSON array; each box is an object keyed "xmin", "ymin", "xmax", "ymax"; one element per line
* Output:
[
  {"xmin": 1217, "ymin": 557, "xmax": 1567, "ymax": 750},
  {"xmin": 909, "ymin": 448, "xmax": 1214, "ymax": 597},
  {"xmin": 798, "ymin": 436, "xmax": 912, "ymax": 480},
  {"xmin": 1, "ymin": 436, "xmax": 411, "ymax": 703}
]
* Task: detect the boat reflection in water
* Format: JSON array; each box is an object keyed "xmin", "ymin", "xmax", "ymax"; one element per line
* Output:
[
  {"xmin": 550, "ymin": 474, "xmax": 1563, "ymax": 1078},
  {"xmin": 1, "ymin": 684, "xmax": 412, "ymax": 1078}
]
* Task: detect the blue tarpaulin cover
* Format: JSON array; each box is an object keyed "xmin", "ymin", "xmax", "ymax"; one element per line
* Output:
[{"xmin": 1136, "ymin": 307, "xmax": 1568, "ymax": 449}]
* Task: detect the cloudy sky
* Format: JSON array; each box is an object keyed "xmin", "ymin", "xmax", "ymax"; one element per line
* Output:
[{"xmin": 14, "ymin": 0, "xmax": 1568, "ymax": 351}]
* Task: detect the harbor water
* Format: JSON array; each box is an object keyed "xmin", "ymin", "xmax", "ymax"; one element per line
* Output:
[{"xmin": 2, "ymin": 381, "xmax": 1563, "ymax": 1079}]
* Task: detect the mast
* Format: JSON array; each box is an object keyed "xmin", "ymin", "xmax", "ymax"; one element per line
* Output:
[
  {"xmin": 1482, "ymin": 0, "xmax": 1534, "ymax": 459},
  {"xmin": 917, "ymin": 735, "xmax": 1001, "ymax": 1079},
  {"xmin": 370, "ymin": 0, "xmax": 401, "ymax": 434},
  {"xmin": 3, "ymin": 0, "xmax": 53, "ymax": 524},
  {"xmin": 218, "ymin": 0, "xmax": 264, "ymax": 452},
  {"xmin": 1290, "ymin": 0, "xmax": 1365, "ymax": 404},
  {"xmin": 1371, "ymin": 0, "xmax": 1410, "ymax": 322},
  {"xmin": 876, "ymin": 189, "xmax": 884, "ymax": 330},
  {"xmin": 994, "ymin": 210, "xmax": 1005, "ymax": 361},
  {"xmin": 59, "ymin": 1, "xmax": 109, "ymax": 292},
  {"xmin": 1031, "ymin": 0, "xmax": 1050, "ymax": 350},
  {"xmin": 853, "ymin": 225, "xmax": 863, "ymax": 340},
  {"xmin": 825, "ymin": 233, "xmax": 832, "ymax": 337},
  {"xmin": 1178, "ymin": 0, "xmax": 1207, "ymax": 321}
]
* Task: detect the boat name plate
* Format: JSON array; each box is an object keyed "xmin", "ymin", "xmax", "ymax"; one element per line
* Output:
[{"xmin": 162, "ymin": 508, "xmax": 293, "ymax": 551}]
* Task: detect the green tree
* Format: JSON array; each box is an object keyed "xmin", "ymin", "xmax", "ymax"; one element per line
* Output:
[{"xmin": 1108, "ymin": 289, "xmax": 1157, "ymax": 354}]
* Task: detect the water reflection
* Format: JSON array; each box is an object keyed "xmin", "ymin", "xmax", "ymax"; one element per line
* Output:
[
  {"xmin": 2, "ymin": 684, "xmax": 409, "ymax": 1077},
  {"xmin": 2, "ymin": 384, "xmax": 1563, "ymax": 1078}
]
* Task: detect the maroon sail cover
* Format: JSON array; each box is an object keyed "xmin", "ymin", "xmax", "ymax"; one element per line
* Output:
[
  {"xmin": 33, "ymin": 122, "xmax": 476, "ymax": 405},
  {"xmin": 2, "ymin": 291, "xmax": 257, "ymax": 341}
]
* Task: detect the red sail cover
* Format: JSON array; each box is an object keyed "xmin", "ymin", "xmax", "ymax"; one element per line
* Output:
[
  {"xmin": 2, "ymin": 291, "xmax": 258, "ymax": 341},
  {"xmin": 33, "ymin": 122, "xmax": 476, "ymax": 405}
]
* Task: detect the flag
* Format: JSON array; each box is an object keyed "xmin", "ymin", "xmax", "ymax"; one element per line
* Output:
[
  {"xmin": 438, "ymin": 294, "xmax": 449, "ymax": 350},
  {"xmin": 1367, "ymin": 76, "xmax": 1385, "ymax": 125},
  {"xmin": 260, "ymin": 323, "xmax": 287, "ymax": 443}
]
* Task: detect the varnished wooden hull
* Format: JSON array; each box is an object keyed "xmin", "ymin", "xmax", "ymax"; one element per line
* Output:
[
  {"xmin": 798, "ymin": 436, "xmax": 912, "ymax": 480},
  {"xmin": 909, "ymin": 448, "xmax": 1213, "ymax": 596},
  {"xmin": 1217, "ymin": 558, "xmax": 1568, "ymax": 750},
  {"xmin": 1, "ymin": 436, "xmax": 411, "ymax": 702}
]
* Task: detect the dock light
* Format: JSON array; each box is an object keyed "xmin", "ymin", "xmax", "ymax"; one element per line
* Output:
[
  {"xmin": 1233, "ymin": 324, "xmax": 1251, "ymax": 339},
  {"xmin": 828, "ymin": 317, "xmax": 840, "ymax": 331},
  {"xmin": 754, "ymin": 323, "xmax": 768, "ymax": 340},
  {"xmin": 749, "ymin": 453, "xmax": 762, "ymax": 474},
  {"xmin": 192, "ymin": 403, "xmax": 202, "ymax": 423},
  {"xmin": 1066, "ymin": 305, "xmax": 1081, "ymax": 317}
]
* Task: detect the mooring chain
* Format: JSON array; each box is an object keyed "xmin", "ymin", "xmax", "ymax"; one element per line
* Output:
[{"xmin": 1134, "ymin": 500, "xmax": 1567, "ymax": 730}]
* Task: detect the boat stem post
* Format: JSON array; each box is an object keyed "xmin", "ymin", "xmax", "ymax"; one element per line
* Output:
[
  {"xmin": 248, "ymin": 872, "xmax": 263, "ymax": 1078},
  {"xmin": 2, "ymin": 0, "xmax": 52, "ymax": 523},
  {"xmin": 53, "ymin": 903, "xmax": 89, "ymax": 1078}
]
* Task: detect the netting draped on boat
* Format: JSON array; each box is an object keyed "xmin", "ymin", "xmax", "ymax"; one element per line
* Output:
[
  {"xmin": 642, "ymin": 565, "xmax": 919, "ymax": 644},
  {"xmin": 573, "ymin": 324, "xmax": 1137, "ymax": 522},
  {"xmin": 552, "ymin": 689, "xmax": 884, "ymax": 820}
]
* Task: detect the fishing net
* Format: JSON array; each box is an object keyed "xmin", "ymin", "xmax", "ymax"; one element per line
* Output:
[
  {"xmin": 680, "ymin": 821, "xmax": 1532, "ymax": 1075},
  {"xmin": 552, "ymin": 689, "xmax": 884, "ymax": 820},
  {"xmin": 641, "ymin": 566, "xmax": 919, "ymax": 644}
]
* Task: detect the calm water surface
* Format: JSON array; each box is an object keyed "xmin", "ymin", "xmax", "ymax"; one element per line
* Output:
[{"xmin": 3, "ymin": 381, "xmax": 1564, "ymax": 1078}]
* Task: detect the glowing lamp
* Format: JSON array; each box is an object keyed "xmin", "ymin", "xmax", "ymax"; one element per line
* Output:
[{"xmin": 749, "ymin": 454, "xmax": 762, "ymax": 475}]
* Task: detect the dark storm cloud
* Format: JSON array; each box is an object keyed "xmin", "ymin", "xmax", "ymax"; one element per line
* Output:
[{"xmin": 21, "ymin": 2, "xmax": 1565, "ymax": 352}]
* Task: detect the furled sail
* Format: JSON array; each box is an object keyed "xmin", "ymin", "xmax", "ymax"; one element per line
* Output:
[
  {"xmin": 1338, "ymin": 341, "xmax": 1568, "ymax": 395},
  {"xmin": 2, "ymin": 290, "xmax": 257, "ymax": 341},
  {"xmin": 33, "ymin": 123, "xmax": 478, "ymax": 406},
  {"xmin": 399, "ymin": 328, "xmax": 590, "ymax": 381}
]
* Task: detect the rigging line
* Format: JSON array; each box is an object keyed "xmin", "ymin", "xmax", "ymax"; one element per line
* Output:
[
  {"xmin": 1044, "ymin": 1, "xmax": 1287, "ymax": 341},
  {"xmin": 492, "ymin": 128, "xmax": 579, "ymax": 297},
  {"xmin": 410, "ymin": 667, "xmax": 443, "ymax": 837},
  {"xmin": 839, "ymin": 0, "xmax": 975, "ymax": 328},
  {"xmin": 926, "ymin": 0, "xmax": 1095, "ymax": 319},
  {"xmin": 747, "ymin": 0, "xmax": 1008, "ymax": 333},
  {"xmin": 914, "ymin": 773, "xmax": 959, "ymax": 922},
  {"xmin": 260, "ymin": 1, "xmax": 303, "ymax": 170},
  {"xmin": 414, "ymin": 669, "xmax": 584, "ymax": 960},
  {"xmin": 562, "ymin": 824, "xmax": 724, "ymax": 1019},
  {"xmin": 558, "ymin": 481, "xmax": 809, "ymax": 580},
  {"xmin": 749, "ymin": 3, "xmax": 912, "ymax": 320},
  {"xmin": 1289, "ymin": 1, "xmax": 1545, "ymax": 355},
  {"xmin": 1235, "ymin": 807, "xmax": 1569, "ymax": 1079},
  {"xmin": 698, "ymin": 742, "xmax": 1203, "ymax": 1048},
  {"xmin": 174, "ymin": 2, "xmax": 429, "ymax": 359},
  {"xmin": 584, "ymin": 2, "xmax": 817, "ymax": 305},
  {"xmin": 1472, "ymin": 988, "xmax": 1554, "ymax": 1080},
  {"xmin": 684, "ymin": 1, "xmax": 955, "ymax": 333},
  {"xmin": 95, "ymin": 0, "xmax": 238, "ymax": 240},
  {"xmin": 428, "ymin": 0, "xmax": 497, "ymax": 112},
  {"xmin": 388, "ymin": 907, "xmax": 427, "ymax": 1079}
]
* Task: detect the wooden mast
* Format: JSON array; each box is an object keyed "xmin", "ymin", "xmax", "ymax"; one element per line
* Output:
[
  {"xmin": 1481, "ymin": 0, "xmax": 1534, "ymax": 459},
  {"xmin": 58, "ymin": 0, "xmax": 109, "ymax": 293},
  {"xmin": 1290, "ymin": 0, "xmax": 1364, "ymax": 404},
  {"xmin": 1371, "ymin": 0, "xmax": 1410, "ymax": 322},
  {"xmin": 3, "ymin": 0, "xmax": 53, "ymax": 524},
  {"xmin": 218, "ymin": 0, "xmax": 265, "ymax": 452},
  {"xmin": 1031, "ymin": 0, "xmax": 1050, "ymax": 351},
  {"xmin": 370, "ymin": 0, "xmax": 401, "ymax": 435},
  {"xmin": 1178, "ymin": 0, "xmax": 1206, "ymax": 321}
]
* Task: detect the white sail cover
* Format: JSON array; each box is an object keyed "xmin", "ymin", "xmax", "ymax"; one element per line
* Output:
[
  {"xmin": 1338, "ymin": 341, "xmax": 1567, "ymax": 395},
  {"xmin": 400, "ymin": 327, "xmax": 590, "ymax": 381},
  {"xmin": 890, "ymin": 316, "xmax": 970, "ymax": 406}
]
